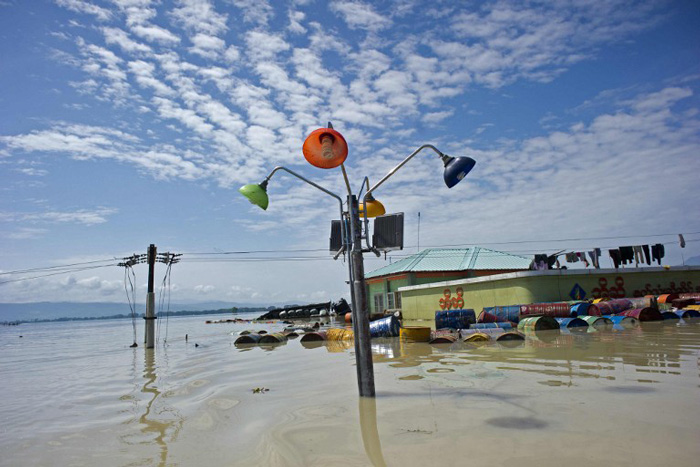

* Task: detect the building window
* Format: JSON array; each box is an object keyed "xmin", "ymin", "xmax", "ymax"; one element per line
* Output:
[
  {"xmin": 386, "ymin": 292, "xmax": 395, "ymax": 310},
  {"xmin": 373, "ymin": 293, "xmax": 384, "ymax": 313},
  {"xmin": 394, "ymin": 292, "xmax": 402, "ymax": 310}
]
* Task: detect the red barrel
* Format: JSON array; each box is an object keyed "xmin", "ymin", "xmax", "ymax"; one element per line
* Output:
[
  {"xmin": 617, "ymin": 308, "xmax": 663, "ymax": 322},
  {"xmin": 477, "ymin": 311, "xmax": 500, "ymax": 323},
  {"xmin": 597, "ymin": 299, "xmax": 634, "ymax": 315},
  {"xmin": 519, "ymin": 302, "xmax": 570, "ymax": 319},
  {"xmin": 672, "ymin": 298, "xmax": 696, "ymax": 309}
]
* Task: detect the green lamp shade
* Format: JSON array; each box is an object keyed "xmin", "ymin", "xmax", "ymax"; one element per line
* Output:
[{"xmin": 239, "ymin": 183, "xmax": 269, "ymax": 210}]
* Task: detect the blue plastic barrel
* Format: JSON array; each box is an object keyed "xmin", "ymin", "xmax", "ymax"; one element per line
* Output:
[
  {"xmin": 660, "ymin": 311, "xmax": 680, "ymax": 320},
  {"xmin": 555, "ymin": 317, "xmax": 589, "ymax": 330},
  {"xmin": 369, "ymin": 315, "xmax": 401, "ymax": 338},
  {"xmin": 471, "ymin": 322, "xmax": 513, "ymax": 330},
  {"xmin": 570, "ymin": 302, "xmax": 590, "ymax": 317},
  {"xmin": 483, "ymin": 305, "xmax": 520, "ymax": 323},
  {"xmin": 604, "ymin": 315, "xmax": 639, "ymax": 328},
  {"xmin": 434, "ymin": 309, "xmax": 476, "ymax": 330},
  {"xmin": 675, "ymin": 309, "xmax": 700, "ymax": 319}
]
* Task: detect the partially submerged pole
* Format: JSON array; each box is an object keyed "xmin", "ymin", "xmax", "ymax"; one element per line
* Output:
[
  {"xmin": 348, "ymin": 195, "xmax": 375, "ymax": 397},
  {"xmin": 145, "ymin": 244, "xmax": 156, "ymax": 349}
]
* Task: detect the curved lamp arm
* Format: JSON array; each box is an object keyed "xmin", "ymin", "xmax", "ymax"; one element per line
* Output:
[
  {"xmin": 264, "ymin": 166, "xmax": 349, "ymax": 256},
  {"xmin": 365, "ymin": 144, "xmax": 443, "ymax": 198},
  {"xmin": 362, "ymin": 145, "xmax": 442, "ymax": 251}
]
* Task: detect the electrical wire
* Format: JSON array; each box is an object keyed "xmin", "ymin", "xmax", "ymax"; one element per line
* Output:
[
  {"xmin": 124, "ymin": 265, "xmax": 138, "ymax": 346},
  {"xmin": 0, "ymin": 258, "xmax": 119, "ymax": 276},
  {"xmin": 0, "ymin": 264, "xmax": 117, "ymax": 285}
]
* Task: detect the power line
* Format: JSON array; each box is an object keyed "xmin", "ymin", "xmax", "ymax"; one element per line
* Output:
[
  {"xmin": 0, "ymin": 258, "xmax": 119, "ymax": 276},
  {"xmin": 0, "ymin": 264, "xmax": 118, "ymax": 285}
]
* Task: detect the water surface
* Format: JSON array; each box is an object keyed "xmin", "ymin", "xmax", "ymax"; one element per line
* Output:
[{"xmin": 1, "ymin": 314, "xmax": 698, "ymax": 466}]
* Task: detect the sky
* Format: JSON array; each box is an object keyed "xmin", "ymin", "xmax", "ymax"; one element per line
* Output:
[{"xmin": 1, "ymin": 0, "xmax": 699, "ymax": 307}]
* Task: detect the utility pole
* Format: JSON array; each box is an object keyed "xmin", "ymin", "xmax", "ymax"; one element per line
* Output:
[
  {"xmin": 348, "ymin": 195, "xmax": 375, "ymax": 397},
  {"xmin": 145, "ymin": 244, "xmax": 157, "ymax": 349}
]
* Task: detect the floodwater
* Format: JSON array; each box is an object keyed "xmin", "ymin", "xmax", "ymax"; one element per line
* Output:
[{"xmin": 1, "ymin": 313, "xmax": 699, "ymax": 466}]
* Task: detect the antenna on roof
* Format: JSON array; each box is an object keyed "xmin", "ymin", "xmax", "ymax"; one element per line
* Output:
[{"xmin": 417, "ymin": 212, "xmax": 421, "ymax": 253}]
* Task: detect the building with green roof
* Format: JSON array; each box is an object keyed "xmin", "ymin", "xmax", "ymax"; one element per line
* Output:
[{"xmin": 365, "ymin": 247, "xmax": 533, "ymax": 314}]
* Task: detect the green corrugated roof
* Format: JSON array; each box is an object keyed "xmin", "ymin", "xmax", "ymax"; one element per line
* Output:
[{"xmin": 366, "ymin": 247, "xmax": 532, "ymax": 279}]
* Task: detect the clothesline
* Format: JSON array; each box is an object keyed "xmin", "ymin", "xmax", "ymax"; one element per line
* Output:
[{"xmin": 531, "ymin": 235, "xmax": 686, "ymax": 270}]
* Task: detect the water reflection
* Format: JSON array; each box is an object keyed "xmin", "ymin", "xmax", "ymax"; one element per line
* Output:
[
  {"xmin": 358, "ymin": 397, "xmax": 387, "ymax": 467},
  {"xmin": 367, "ymin": 321, "xmax": 700, "ymax": 385},
  {"xmin": 127, "ymin": 349, "xmax": 183, "ymax": 466}
]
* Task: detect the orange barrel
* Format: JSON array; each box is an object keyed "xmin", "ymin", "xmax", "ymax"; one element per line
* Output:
[
  {"xmin": 657, "ymin": 294, "xmax": 679, "ymax": 304},
  {"xmin": 344, "ymin": 313, "xmax": 352, "ymax": 324}
]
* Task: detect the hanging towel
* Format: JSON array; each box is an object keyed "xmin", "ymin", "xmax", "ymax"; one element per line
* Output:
[
  {"xmin": 651, "ymin": 244, "xmax": 665, "ymax": 265},
  {"xmin": 577, "ymin": 252, "xmax": 590, "ymax": 267},
  {"xmin": 679, "ymin": 234, "xmax": 686, "ymax": 248},
  {"xmin": 609, "ymin": 249, "xmax": 622, "ymax": 268},
  {"xmin": 619, "ymin": 246, "xmax": 634, "ymax": 265},
  {"xmin": 633, "ymin": 246, "xmax": 644, "ymax": 265},
  {"xmin": 534, "ymin": 254, "xmax": 548, "ymax": 270},
  {"xmin": 588, "ymin": 250, "xmax": 600, "ymax": 269},
  {"xmin": 565, "ymin": 252, "xmax": 578, "ymax": 263},
  {"xmin": 642, "ymin": 244, "xmax": 651, "ymax": 265}
]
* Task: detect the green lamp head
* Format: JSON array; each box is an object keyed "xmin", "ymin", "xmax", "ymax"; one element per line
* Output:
[{"xmin": 239, "ymin": 179, "xmax": 269, "ymax": 210}]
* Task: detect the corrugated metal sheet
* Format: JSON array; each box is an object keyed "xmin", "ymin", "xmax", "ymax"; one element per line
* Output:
[{"xmin": 366, "ymin": 247, "xmax": 532, "ymax": 279}]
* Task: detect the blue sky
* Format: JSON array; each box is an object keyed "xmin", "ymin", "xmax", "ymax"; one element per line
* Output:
[{"xmin": 1, "ymin": 0, "xmax": 699, "ymax": 305}]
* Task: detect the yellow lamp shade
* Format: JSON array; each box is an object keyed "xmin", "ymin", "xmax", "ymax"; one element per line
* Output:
[{"xmin": 359, "ymin": 198, "xmax": 386, "ymax": 218}]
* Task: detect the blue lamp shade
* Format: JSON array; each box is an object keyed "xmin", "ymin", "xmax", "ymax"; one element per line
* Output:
[{"xmin": 443, "ymin": 156, "xmax": 476, "ymax": 188}]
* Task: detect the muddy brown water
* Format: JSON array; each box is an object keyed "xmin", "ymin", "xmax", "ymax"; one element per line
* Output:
[{"xmin": 1, "ymin": 315, "xmax": 699, "ymax": 466}]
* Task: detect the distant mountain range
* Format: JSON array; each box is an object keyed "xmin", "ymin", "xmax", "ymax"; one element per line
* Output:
[{"xmin": 0, "ymin": 301, "xmax": 264, "ymax": 322}]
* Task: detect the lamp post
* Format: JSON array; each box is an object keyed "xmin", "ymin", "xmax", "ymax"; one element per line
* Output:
[{"xmin": 240, "ymin": 124, "xmax": 476, "ymax": 398}]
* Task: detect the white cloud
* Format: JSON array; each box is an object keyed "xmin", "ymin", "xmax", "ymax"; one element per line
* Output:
[
  {"xmin": 330, "ymin": 1, "xmax": 391, "ymax": 31},
  {"xmin": 170, "ymin": 0, "xmax": 229, "ymax": 35},
  {"xmin": 55, "ymin": 0, "xmax": 112, "ymax": 21},
  {"xmin": 232, "ymin": 0, "xmax": 274, "ymax": 25},
  {"xmin": 2, "ymin": 207, "xmax": 118, "ymax": 226},
  {"xmin": 102, "ymin": 27, "xmax": 152, "ymax": 54}
]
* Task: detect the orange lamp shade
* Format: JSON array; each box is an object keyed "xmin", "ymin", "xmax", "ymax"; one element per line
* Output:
[{"xmin": 302, "ymin": 128, "xmax": 348, "ymax": 169}]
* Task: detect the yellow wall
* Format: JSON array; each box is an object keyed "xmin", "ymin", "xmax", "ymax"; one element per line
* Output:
[{"xmin": 398, "ymin": 267, "xmax": 700, "ymax": 320}]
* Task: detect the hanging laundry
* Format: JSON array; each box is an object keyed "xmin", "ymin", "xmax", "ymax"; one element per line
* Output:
[
  {"xmin": 546, "ymin": 254, "xmax": 558, "ymax": 269},
  {"xmin": 651, "ymin": 244, "xmax": 665, "ymax": 265},
  {"xmin": 533, "ymin": 254, "xmax": 548, "ymax": 270},
  {"xmin": 609, "ymin": 249, "xmax": 622, "ymax": 268},
  {"xmin": 565, "ymin": 252, "xmax": 578, "ymax": 263},
  {"xmin": 576, "ymin": 252, "xmax": 589, "ymax": 267},
  {"xmin": 633, "ymin": 246, "xmax": 645, "ymax": 266},
  {"xmin": 588, "ymin": 250, "xmax": 601, "ymax": 269},
  {"xmin": 619, "ymin": 246, "xmax": 634, "ymax": 265},
  {"xmin": 642, "ymin": 244, "xmax": 651, "ymax": 265},
  {"xmin": 679, "ymin": 234, "xmax": 686, "ymax": 248}
]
